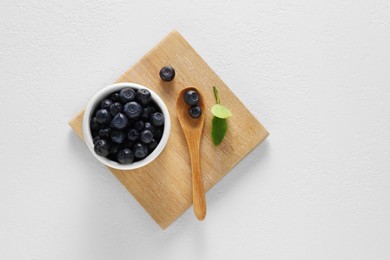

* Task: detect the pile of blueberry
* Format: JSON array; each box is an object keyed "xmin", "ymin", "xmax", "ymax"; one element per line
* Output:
[
  {"xmin": 184, "ymin": 90, "xmax": 202, "ymax": 118},
  {"xmin": 90, "ymin": 88, "xmax": 164, "ymax": 164}
]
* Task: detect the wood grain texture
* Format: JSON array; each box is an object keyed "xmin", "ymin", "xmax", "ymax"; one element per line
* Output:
[
  {"xmin": 68, "ymin": 30, "xmax": 268, "ymax": 229},
  {"xmin": 176, "ymin": 87, "xmax": 207, "ymax": 221}
]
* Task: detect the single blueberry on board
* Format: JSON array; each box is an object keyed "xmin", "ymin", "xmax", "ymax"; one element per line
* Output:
[{"xmin": 159, "ymin": 66, "xmax": 175, "ymax": 81}]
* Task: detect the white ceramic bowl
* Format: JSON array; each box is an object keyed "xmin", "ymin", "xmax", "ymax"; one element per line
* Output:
[{"xmin": 82, "ymin": 82, "xmax": 171, "ymax": 170}]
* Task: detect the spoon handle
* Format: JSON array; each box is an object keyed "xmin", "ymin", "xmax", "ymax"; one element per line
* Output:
[{"xmin": 188, "ymin": 135, "xmax": 206, "ymax": 220}]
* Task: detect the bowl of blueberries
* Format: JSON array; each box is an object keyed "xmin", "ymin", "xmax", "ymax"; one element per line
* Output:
[{"xmin": 82, "ymin": 82, "xmax": 171, "ymax": 170}]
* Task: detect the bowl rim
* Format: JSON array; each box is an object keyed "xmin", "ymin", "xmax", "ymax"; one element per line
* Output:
[{"xmin": 82, "ymin": 82, "xmax": 171, "ymax": 170}]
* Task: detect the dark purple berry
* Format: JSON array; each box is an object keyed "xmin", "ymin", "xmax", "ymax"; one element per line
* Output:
[
  {"xmin": 119, "ymin": 88, "xmax": 136, "ymax": 103},
  {"xmin": 124, "ymin": 101, "xmax": 142, "ymax": 119},
  {"xmin": 111, "ymin": 113, "xmax": 128, "ymax": 130},
  {"xmin": 95, "ymin": 109, "xmax": 111, "ymax": 125},
  {"xmin": 159, "ymin": 66, "xmax": 175, "ymax": 81},
  {"xmin": 127, "ymin": 129, "xmax": 140, "ymax": 141},
  {"xmin": 110, "ymin": 92, "xmax": 120, "ymax": 102},
  {"xmin": 133, "ymin": 143, "xmax": 148, "ymax": 159},
  {"xmin": 144, "ymin": 122, "xmax": 155, "ymax": 134},
  {"xmin": 189, "ymin": 105, "xmax": 202, "ymax": 118},
  {"xmin": 110, "ymin": 102, "xmax": 123, "ymax": 116},
  {"xmin": 93, "ymin": 135, "xmax": 101, "ymax": 145},
  {"xmin": 142, "ymin": 106, "xmax": 156, "ymax": 120},
  {"xmin": 140, "ymin": 130, "xmax": 153, "ymax": 144},
  {"xmin": 117, "ymin": 148, "xmax": 134, "ymax": 164},
  {"xmin": 101, "ymin": 99, "xmax": 113, "ymax": 110},
  {"xmin": 136, "ymin": 89, "xmax": 152, "ymax": 106},
  {"xmin": 94, "ymin": 139, "xmax": 110, "ymax": 157},
  {"xmin": 184, "ymin": 90, "xmax": 199, "ymax": 106},
  {"xmin": 110, "ymin": 130, "xmax": 126, "ymax": 144},
  {"xmin": 150, "ymin": 112, "xmax": 164, "ymax": 126},
  {"xmin": 148, "ymin": 139, "xmax": 158, "ymax": 152}
]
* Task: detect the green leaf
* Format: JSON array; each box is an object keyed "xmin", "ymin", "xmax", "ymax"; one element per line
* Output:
[
  {"xmin": 211, "ymin": 104, "xmax": 232, "ymax": 119},
  {"xmin": 211, "ymin": 116, "xmax": 228, "ymax": 145},
  {"xmin": 211, "ymin": 86, "xmax": 231, "ymax": 146}
]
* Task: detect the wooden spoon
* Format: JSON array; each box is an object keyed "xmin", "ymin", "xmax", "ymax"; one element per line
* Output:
[{"xmin": 176, "ymin": 87, "xmax": 207, "ymax": 220}]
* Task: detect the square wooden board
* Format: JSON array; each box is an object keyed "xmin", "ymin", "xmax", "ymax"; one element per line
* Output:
[{"xmin": 69, "ymin": 30, "xmax": 268, "ymax": 229}]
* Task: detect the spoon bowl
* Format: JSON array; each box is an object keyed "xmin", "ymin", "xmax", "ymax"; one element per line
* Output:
[{"xmin": 176, "ymin": 87, "xmax": 206, "ymax": 131}]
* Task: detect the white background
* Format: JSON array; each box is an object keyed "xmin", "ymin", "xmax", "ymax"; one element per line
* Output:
[{"xmin": 1, "ymin": 0, "xmax": 390, "ymax": 259}]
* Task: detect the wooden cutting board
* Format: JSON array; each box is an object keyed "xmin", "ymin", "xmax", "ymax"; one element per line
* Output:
[{"xmin": 69, "ymin": 30, "xmax": 268, "ymax": 229}]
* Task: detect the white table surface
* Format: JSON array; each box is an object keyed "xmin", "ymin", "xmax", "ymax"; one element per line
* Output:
[{"xmin": 1, "ymin": 1, "xmax": 390, "ymax": 259}]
